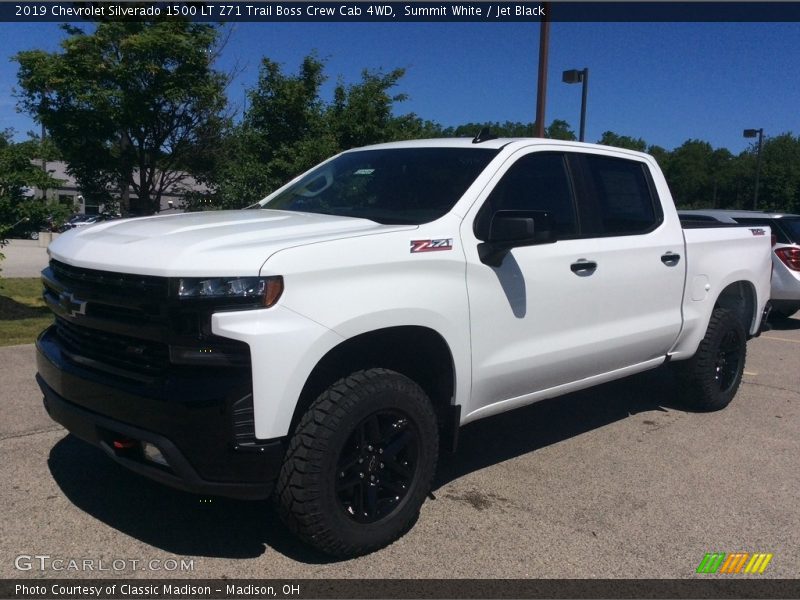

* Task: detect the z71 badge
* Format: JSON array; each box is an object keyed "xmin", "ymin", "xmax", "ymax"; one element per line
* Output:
[
  {"xmin": 749, "ymin": 228, "xmax": 767, "ymax": 236},
  {"xmin": 410, "ymin": 239, "xmax": 453, "ymax": 253}
]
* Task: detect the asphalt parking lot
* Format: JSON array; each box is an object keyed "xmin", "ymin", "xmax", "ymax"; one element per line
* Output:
[{"xmin": 1, "ymin": 313, "xmax": 798, "ymax": 580}]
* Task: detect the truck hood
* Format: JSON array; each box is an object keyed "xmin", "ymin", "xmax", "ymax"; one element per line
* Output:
[{"xmin": 48, "ymin": 209, "xmax": 415, "ymax": 277}]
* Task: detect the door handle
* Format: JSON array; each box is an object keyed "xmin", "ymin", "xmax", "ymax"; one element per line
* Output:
[
  {"xmin": 570, "ymin": 259, "xmax": 597, "ymax": 275},
  {"xmin": 661, "ymin": 252, "xmax": 681, "ymax": 266}
]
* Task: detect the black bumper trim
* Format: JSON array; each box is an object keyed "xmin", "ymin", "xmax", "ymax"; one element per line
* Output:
[{"xmin": 38, "ymin": 376, "xmax": 281, "ymax": 500}]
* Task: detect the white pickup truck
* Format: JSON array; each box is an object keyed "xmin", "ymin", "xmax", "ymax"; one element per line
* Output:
[{"xmin": 37, "ymin": 138, "xmax": 772, "ymax": 557}]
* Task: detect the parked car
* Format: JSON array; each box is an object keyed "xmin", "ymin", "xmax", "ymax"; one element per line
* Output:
[
  {"xmin": 679, "ymin": 210, "xmax": 800, "ymax": 318},
  {"xmin": 6, "ymin": 217, "xmax": 40, "ymax": 240},
  {"xmin": 38, "ymin": 139, "xmax": 772, "ymax": 557},
  {"xmin": 59, "ymin": 212, "xmax": 122, "ymax": 232}
]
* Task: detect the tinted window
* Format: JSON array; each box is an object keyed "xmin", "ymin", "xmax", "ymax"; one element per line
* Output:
[
  {"xmin": 475, "ymin": 153, "xmax": 576, "ymax": 239},
  {"xmin": 583, "ymin": 156, "xmax": 659, "ymax": 235},
  {"xmin": 780, "ymin": 218, "xmax": 800, "ymax": 243},
  {"xmin": 261, "ymin": 148, "xmax": 498, "ymax": 225}
]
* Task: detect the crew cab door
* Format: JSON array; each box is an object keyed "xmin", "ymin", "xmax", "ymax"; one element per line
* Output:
[{"xmin": 460, "ymin": 147, "xmax": 685, "ymax": 420}]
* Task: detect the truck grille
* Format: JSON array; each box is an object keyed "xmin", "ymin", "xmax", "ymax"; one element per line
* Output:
[
  {"xmin": 44, "ymin": 259, "xmax": 251, "ymax": 383},
  {"xmin": 55, "ymin": 317, "xmax": 168, "ymax": 381},
  {"xmin": 50, "ymin": 259, "xmax": 168, "ymax": 297}
]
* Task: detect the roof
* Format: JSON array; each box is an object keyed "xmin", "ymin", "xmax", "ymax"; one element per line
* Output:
[{"xmin": 355, "ymin": 137, "xmax": 655, "ymax": 160}]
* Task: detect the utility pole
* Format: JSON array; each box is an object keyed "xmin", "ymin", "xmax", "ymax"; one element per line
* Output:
[
  {"xmin": 534, "ymin": 3, "xmax": 551, "ymax": 137},
  {"xmin": 743, "ymin": 128, "xmax": 764, "ymax": 210}
]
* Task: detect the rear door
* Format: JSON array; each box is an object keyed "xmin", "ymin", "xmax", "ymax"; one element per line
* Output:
[{"xmin": 568, "ymin": 152, "xmax": 686, "ymax": 368}]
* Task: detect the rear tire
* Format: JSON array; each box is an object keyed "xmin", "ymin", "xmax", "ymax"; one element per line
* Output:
[
  {"xmin": 674, "ymin": 307, "xmax": 747, "ymax": 411},
  {"xmin": 274, "ymin": 368, "xmax": 439, "ymax": 557}
]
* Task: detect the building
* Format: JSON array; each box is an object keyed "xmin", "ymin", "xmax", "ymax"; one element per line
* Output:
[{"xmin": 28, "ymin": 160, "xmax": 208, "ymax": 215}]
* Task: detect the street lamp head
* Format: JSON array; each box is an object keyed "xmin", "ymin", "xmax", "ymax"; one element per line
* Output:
[
  {"xmin": 562, "ymin": 69, "xmax": 584, "ymax": 84},
  {"xmin": 743, "ymin": 129, "xmax": 760, "ymax": 138}
]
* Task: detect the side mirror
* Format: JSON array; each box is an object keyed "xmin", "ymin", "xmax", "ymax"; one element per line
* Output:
[{"xmin": 478, "ymin": 210, "xmax": 553, "ymax": 267}]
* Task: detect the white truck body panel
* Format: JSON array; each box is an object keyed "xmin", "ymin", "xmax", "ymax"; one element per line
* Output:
[
  {"xmin": 49, "ymin": 209, "xmax": 411, "ymax": 277},
  {"xmin": 45, "ymin": 139, "xmax": 773, "ymax": 440}
]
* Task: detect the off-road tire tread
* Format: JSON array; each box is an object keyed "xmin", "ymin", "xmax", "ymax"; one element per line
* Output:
[
  {"xmin": 674, "ymin": 307, "xmax": 746, "ymax": 411},
  {"xmin": 274, "ymin": 368, "xmax": 438, "ymax": 557}
]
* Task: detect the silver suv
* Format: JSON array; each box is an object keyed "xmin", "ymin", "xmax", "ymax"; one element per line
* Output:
[{"xmin": 679, "ymin": 210, "xmax": 800, "ymax": 318}]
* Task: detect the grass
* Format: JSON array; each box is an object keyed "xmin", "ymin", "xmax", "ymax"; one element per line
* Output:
[{"xmin": 0, "ymin": 277, "xmax": 53, "ymax": 347}]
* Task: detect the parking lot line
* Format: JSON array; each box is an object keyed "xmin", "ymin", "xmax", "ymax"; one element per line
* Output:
[{"xmin": 761, "ymin": 335, "xmax": 800, "ymax": 344}]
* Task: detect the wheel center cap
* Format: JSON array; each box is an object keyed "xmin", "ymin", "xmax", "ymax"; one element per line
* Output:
[{"xmin": 368, "ymin": 455, "xmax": 379, "ymax": 472}]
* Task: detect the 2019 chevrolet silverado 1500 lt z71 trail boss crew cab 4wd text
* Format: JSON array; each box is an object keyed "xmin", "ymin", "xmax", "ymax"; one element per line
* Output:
[{"xmin": 37, "ymin": 139, "xmax": 772, "ymax": 556}]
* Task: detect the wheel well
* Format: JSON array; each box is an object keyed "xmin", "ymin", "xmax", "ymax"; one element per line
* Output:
[
  {"xmin": 291, "ymin": 326, "xmax": 457, "ymax": 436},
  {"xmin": 714, "ymin": 281, "xmax": 756, "ymax": 334}
]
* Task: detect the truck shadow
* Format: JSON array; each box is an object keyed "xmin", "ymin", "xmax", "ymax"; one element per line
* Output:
[
  {"xmin": 767, "ymin": 316, "xmax": 800, "ymax": 331},
  {"xmin": 435, "ymin": 366, "xmax": 680, "ymax": 490},
  {"xmin": 48, "ymin": 366, "xmax": 683, "ymax": 564}
]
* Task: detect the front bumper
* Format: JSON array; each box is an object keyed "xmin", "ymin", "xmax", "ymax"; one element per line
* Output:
[{"xmin": 37, "ymin": 326, "xmax": 284, "ymax": 499}]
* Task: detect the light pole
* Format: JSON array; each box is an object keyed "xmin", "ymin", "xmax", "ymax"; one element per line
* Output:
[
  {"xmin": 562, "ymin": 68, "xmax": 589, "ymax": 142},
  {"xmin": 534, "ymin": 5, "xmax": 551, "ymax": 137},
  {"xmin": 743, "ymin": 128, "xmax": 764, "ymax": 210}
]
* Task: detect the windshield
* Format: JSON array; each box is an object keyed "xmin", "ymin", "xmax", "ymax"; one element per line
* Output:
[{"xmin": 260, "ymin": 147, "xmax": 499, "ymax": 224}]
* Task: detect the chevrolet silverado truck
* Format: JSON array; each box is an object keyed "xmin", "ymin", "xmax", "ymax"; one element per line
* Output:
[{"xmin": 37, "ymin": 139, "xmax": 772, "ymax": 557}]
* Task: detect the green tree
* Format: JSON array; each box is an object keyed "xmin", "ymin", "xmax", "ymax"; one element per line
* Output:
[
  {"xmin": 0, "ymin": 131, "xmax": 62, "ymax": 271},
  {"xmin": 545, "ymin": 119, "xmax": 576, "ymax": 141},
  {"xmin": 208, "ymin": 55, "xmax": 336, "ymax": 210},
  {"xmin": 646, "ymin": 144, "xmax": 671, "ymax": 171},
  {"xmin": 664, "ymin": 140, "xmax": 715, "ymax": 208},
  {"xmin": 15, "ymin": 21, "xmax": 228, "ymax": 215},
  {"xmin": 330, "ymin": 67, "xmax": 409, "ymax": 149},
  {"xmin": 758, "ymin": 133, "xmax": 800, "ymax": 213},
  {"xmin": 597, "ymin": 131, "xmax": 647, "ymax": 152},
  {"xmin": 209, "ymin": 55, "xmax": 429, "ymax": 210},
  {"xmin": 440, "ymin": 121, "xmax": 532, "ymax": 138}
]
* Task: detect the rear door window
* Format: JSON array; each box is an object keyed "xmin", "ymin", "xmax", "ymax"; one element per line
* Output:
[{"xmin": 579, "ymin": 155, "xmax": 662, "ymax": 236}]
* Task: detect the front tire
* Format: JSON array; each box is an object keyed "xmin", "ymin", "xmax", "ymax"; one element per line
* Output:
[
  {"xmin": 674, "ymin": 307, "xmax": 747, "ymax": 411},
  {"xmin": 274, "ymin": 368, "xmax": 439, "ymax": 557}
]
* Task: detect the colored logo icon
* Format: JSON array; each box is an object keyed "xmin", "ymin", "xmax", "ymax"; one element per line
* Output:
[{"xmin": 697, "ymin": 552, "xmax": 773, "ymax": 574}]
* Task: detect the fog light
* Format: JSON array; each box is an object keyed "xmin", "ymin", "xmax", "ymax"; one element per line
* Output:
[{"xmin": 142, "ymin": 442, "xmax": 169, "ymax": 467}]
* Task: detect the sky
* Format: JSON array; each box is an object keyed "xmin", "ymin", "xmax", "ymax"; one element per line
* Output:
[{"xmin": 0, "ymin": 18, "xmax": 798, "ymax": 154}]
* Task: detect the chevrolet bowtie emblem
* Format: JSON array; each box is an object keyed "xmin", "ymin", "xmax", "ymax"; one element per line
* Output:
[{"xmin": 59, "ymin": 291, "xmax": 88, "ymax": 318}]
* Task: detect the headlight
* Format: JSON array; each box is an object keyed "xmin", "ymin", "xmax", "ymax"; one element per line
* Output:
[{"xmin": 176, "ymin": 276, "xmax": 283, "ymax": 307}]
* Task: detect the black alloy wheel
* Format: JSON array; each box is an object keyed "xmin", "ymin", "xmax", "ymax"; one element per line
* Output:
[
  {"xmin": 336, "ymin": 409, "xmax": 420, "ymax": 524},
  {"xmin": 714, "ymin": 329, "xmax": 743, "ymax": 394}
]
